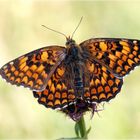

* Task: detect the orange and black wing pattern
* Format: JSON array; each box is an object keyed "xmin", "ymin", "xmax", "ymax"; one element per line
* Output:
[
  {"xmin": 83, "ymin": 60, "xmax": 123, "ymax": 103},
  {"xmin": 33, "ymin": 63, "xmax": 76, "ymax": 109},
  {"xmin": 0, "ymin": 46, "xmax": 66, "ymax": 91},
  {"xmin": 80, "ymin": 38, "xmax": 140, "ymax": 77}
]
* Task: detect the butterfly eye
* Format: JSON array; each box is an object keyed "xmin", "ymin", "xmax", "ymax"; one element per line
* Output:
[{"xmin": 65, "ymin": 40, "xmax": 70, "ymax": 46}]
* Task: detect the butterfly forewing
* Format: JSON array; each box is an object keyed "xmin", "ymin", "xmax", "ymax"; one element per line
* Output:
[
  {"xmin": 80, "ymin": 38, "xmax": 140, "ymax": 77},
  {"xmin": 0, "ymin": 46, "xmax": 66, "ymax": 91}
]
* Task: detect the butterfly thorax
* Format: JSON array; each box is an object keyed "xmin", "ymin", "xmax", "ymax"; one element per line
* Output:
[{"xmin": 65, "ymin": 38, "xmax": 82, "ymax": 62}]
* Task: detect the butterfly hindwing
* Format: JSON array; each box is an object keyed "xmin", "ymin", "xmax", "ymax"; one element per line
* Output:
[
  {"xmin": 0, "ymin": 46, "xmax": 66, "ymax": 91},
  {"xmin": 33, "ymin": 63, "xmax": 76, "ymax": 109},
  {"xmin": 84, "ymin": 60, "xmax": 123, "ymax": 103},
  {"xmin": 80, "ymin": 38, "xmax": 140, "ymax": 77}
]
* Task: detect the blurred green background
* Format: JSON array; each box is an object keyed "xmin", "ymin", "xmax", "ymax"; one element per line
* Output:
[{"xmin": 0, "ymin": 0, "xmax": 140, "ymax": 139}]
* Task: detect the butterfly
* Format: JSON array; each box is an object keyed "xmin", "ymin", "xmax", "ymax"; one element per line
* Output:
[
  {"xmin": 1, "ymin": 16, "xmax": 140, "ymax": 121},
  {"xmin": 1, "ymin": 35, "xmax": 140, "ymax": 121}
]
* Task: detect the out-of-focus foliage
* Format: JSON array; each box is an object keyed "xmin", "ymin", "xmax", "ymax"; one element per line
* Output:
[{"xmin": 0, "ymin": 0, "xmax": 140, "ymax": 139}]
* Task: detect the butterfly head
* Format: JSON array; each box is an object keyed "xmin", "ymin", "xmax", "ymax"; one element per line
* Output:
[{"xmin": 65, "ymin": 36, "xmax": 76, "ymax": 48}]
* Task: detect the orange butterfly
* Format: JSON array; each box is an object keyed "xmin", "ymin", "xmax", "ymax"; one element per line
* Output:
[{"xmin": 0, "ymin": 21, "xmax": 140, "ymax": 121}]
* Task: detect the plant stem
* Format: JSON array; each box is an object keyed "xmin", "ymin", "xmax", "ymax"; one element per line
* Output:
[{"xmin": 75, "ymin": 116, "xmax": 88, "ymax": 139}]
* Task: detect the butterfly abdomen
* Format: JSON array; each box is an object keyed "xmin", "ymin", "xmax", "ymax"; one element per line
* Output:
[
  {"xmin": 74, "ymin": 77, "xmax": 83, "ymax": 88},
  {"xmin": 73, "ymin": 66, "xmax": 84, "ymax": 98}
]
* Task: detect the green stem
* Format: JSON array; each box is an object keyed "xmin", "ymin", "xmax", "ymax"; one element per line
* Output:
[
  {"xmin": 75, "ymin": 116, "xmax": 88, "ymax": 139},
  {"xmin": 78, "ymin": 116, "xmax": 87, "ymax": 138}
]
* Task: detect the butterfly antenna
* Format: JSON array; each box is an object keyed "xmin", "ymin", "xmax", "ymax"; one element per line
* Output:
[
  {"xmin": 42, "ymin": 25, "xmax": 67, "ymax": 39},
  {"xmin": 71, "ymin": 16, "xmax": 83, "ymax": 39}
]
